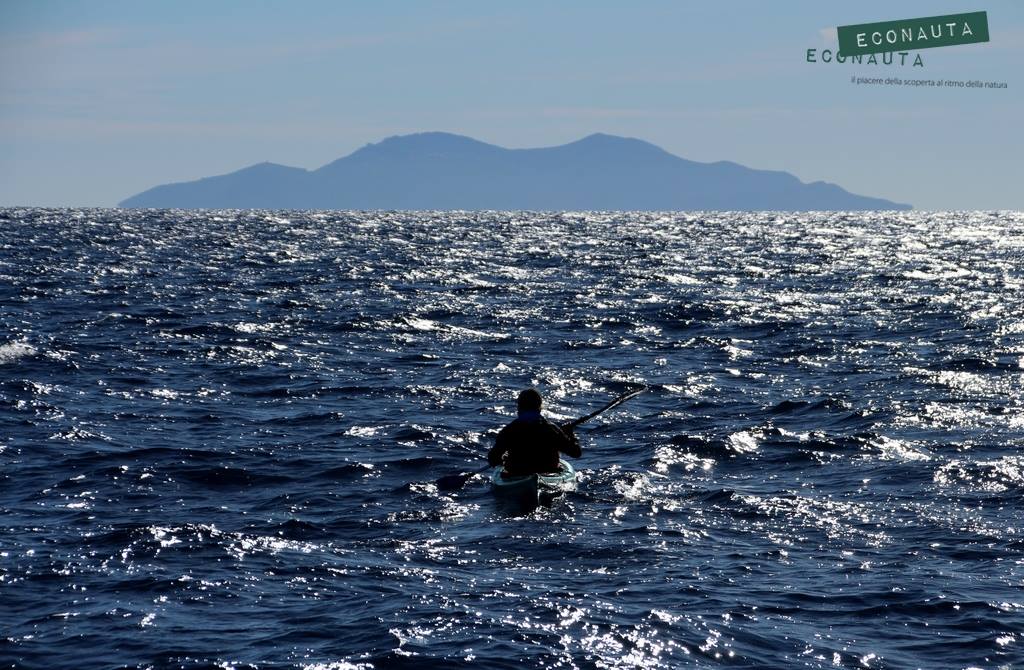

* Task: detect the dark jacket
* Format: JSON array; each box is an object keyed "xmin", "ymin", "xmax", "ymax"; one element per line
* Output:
[{"xmin": 487, "ymin": 416, "xmax": 581, "ymax": 475}]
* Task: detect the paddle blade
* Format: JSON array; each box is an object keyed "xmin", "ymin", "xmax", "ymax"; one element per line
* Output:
[{"xmin": 436, "ymin": 472, "xmax": 473, "ymax": 491}]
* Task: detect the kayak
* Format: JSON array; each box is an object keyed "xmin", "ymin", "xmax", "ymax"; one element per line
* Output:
[{"xmin": 490, "ymin": 459, "xmax": 576, "ymax": 505}]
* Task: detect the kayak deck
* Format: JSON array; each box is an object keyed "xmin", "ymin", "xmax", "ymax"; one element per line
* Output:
[{"xmin": 490, "ymin": 459, "xmax": 576, "ymax": 505}]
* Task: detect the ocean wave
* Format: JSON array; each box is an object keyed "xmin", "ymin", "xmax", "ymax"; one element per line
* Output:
[
  {"xmin": 2, "ymin": 208, "xmax": 1023, "ymax": 669},
  {"xmin": 0, "ymin": 340, "xmax": 37, "ymax": 365}
]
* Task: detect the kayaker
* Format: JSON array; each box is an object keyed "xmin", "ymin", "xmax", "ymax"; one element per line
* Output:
[{"xmin": 487, "ymin": 389, "xmax": 581, "ymax": 475}]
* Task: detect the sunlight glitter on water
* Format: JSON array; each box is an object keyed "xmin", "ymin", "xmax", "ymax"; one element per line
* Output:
[{"xmin": 2, "ymin": 208, "xmax": 1024, "ymax": 668}]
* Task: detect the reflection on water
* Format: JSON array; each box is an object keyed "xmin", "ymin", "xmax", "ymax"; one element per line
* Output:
[{"xmin": 1, "ymin": 208, "xmax": 1023, "ymax": 668}]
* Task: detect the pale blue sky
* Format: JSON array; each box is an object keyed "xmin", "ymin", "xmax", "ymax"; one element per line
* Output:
[{"xmin": 1, "ymin": 1, "xmax": 1021, "ymax": 209}]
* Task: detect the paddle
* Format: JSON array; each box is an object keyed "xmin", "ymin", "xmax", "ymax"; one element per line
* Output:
[
  {"xmin": 435, "ymin": 463, "xmax": 492, "ymax": 491},
  {"xmin": 563, "ymin": 386, "xmax": 647, "ymax": 430},
  {"xmin": 435, "ymin": 386, "xmax": 647, "ymax": 492}
]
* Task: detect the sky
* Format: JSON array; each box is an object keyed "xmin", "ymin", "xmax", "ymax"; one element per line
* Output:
[{"xmin": 1, "ymin": 1, "xmax": 1021, "ymax": 209}]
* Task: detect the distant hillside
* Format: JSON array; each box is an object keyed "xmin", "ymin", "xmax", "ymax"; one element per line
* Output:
[{"xmin": 119, "ymin": 132, "xmax": 911, "ymax": 211}]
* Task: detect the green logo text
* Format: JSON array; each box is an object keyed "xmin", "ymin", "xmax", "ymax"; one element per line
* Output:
[{"xmin": 837, "ymin": 12, "xmax": 989, "ymax": 57}]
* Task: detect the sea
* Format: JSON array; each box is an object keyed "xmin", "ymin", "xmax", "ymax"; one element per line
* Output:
[{"xmin": 1, "ymin": 208, "xmax": 1023, "ymax": 669}]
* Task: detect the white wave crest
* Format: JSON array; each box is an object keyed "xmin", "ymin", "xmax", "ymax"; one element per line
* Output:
[{"xmin": 0, "ymin": 341, "xmax": 37, "ymax": 365}]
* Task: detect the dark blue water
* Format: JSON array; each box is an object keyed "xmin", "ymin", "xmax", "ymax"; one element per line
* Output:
[{"xmin": 2, "ymin": 208, "xmax": 1023, "ymax": 669}]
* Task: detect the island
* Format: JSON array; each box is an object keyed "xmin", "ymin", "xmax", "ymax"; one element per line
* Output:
[{"xmin": 119, "ymin": 132, "xmax": 911, "ymax": 211}]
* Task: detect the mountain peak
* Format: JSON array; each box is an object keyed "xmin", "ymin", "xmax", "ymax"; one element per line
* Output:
[
  {"xmin": 557, "ymin": 133, "xmax": 671, "ymax": 159},
  {"xmin": 350, "ymin": 132, "xmax": 500, "ymax": 157},
  {"xmin": 576, "ymin": 132, "xmax": 642, "ymax": 144}
]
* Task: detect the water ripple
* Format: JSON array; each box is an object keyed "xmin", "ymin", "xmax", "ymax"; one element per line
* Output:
[{"xmin": 1, "ymin": 208, "xmax": 1023, "ymax": 669}]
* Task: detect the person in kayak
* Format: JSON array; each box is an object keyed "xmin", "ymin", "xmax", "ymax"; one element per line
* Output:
[{"xmin": 487, "ymin": 388, "xmax": 581, "ymax": 475}]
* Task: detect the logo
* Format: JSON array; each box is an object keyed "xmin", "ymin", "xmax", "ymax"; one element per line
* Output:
[
  {"xmin": 806, "ymin": 49, "xmax": 924, "ymax": 67},
  {"xmin": 837, "ymin": 12, "xmax": 989, "ymax": 57}
]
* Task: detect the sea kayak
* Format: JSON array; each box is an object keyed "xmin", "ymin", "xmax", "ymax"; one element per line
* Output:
[{"xmin": 490, "ymin": 459, "xmax": 576, "ymax": 505}]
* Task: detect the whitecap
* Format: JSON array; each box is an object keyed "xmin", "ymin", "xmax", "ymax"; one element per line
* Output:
[
  {"xmin": 0, "ymin": 341, "xmax": 36, "ymax": 365},
  {"xmin": 345, "ymin": 425, "xmax": 381, "ymax": 437},
  {"xmin": 728, "ymin": 430, "xmax": 759, "ymax": 453}
]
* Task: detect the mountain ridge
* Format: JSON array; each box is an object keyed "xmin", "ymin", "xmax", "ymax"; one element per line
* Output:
[{"xmin": 119, "ymin": 132, "xmax": 911, "ymax": 211}]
